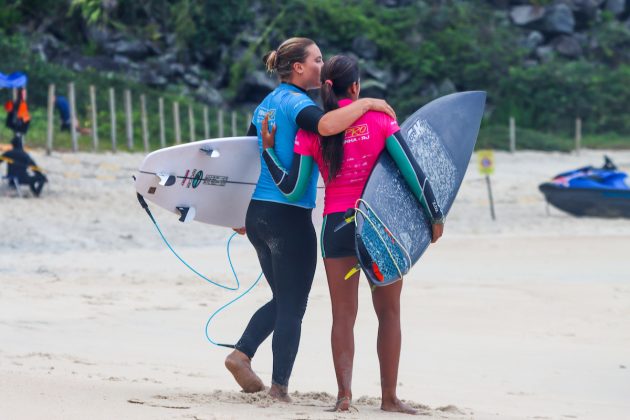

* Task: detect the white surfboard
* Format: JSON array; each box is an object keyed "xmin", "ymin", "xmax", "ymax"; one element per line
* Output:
[{"xmin": 134, "ymin": 136, "xmax": 324, "ymax": 228}]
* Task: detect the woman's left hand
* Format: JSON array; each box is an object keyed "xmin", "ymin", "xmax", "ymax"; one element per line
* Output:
[
  {"xmin": 431, "ymin": 223, "xmax": 444, "ymax": 243},
  {"xmin": 261, "ymin": 113, "xmax": 277, "ymax": 149}
]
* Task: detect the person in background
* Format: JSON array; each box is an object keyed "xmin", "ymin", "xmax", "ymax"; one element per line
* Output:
[
  {"xmin": 55, "ymin": 95, "xmax": 91, "ymax": 135},
  {"xmin": 1, "ymin": 136, "xmax": 47, "ymax": 197},
  {"xmin": 4, "ymin": 87, "xmax": 30, "ymax": 139}
]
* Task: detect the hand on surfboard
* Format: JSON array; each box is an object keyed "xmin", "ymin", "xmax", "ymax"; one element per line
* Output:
[
  {"xmin": 431, "ymin": 223, "xmax": 444, "ymax": 243},
  {"xmin": 232, "ymin": 227, "xmax": 246, "ymax": 235},
  {"xmin": 261, "ymin": 114, "xmax": 277, "ymax": 150}
]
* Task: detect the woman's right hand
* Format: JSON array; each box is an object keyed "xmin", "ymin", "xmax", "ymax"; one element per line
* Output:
[
  {"xmin": 431, "ymin": 223, "xmax": 444, "ymax": 243},
  {"xmin": 363, "ymin": 98, "xmax": 396, "ymax": 121},
  {"xmin": 261, "ymin": 113, "xmax": 277, "ymax": 149}
]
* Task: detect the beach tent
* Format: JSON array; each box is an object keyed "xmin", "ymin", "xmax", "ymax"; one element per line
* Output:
[{"xmin": 0, "ymin": 72, "xmax": 28, "ymax": 89}]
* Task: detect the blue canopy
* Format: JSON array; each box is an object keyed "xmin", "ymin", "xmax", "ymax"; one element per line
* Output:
[{"xmin": 0, "ymin": 72, "xmax": 28, "ymax": 88}]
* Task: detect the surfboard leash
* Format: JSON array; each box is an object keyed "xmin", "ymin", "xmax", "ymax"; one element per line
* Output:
[
  {"xmin": 350, "ymin": 199, "xmax": 412, "ymax": 286},
  {"xmin": 134, "ymin": 188, "xmax": 263, "ymax": 349}
]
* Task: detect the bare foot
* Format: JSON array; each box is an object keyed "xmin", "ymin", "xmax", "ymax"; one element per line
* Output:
[
  {"xmin": 326, "ymin": 396, "xmax": 352, "ymax": 412},
  {"xmin": 268, "ymin": 383, "xmax": 291, "ymax": 402},
  {"xmin": 381, "ymin": 397, "xmax": 418, "ymax": 415},
  {"xmin": 224, "ymin": 350, "xmax": 264, "ymax": 393}
]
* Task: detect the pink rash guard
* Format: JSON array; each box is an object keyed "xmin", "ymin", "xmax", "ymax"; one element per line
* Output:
[{"xmin": 293, "ymin": 98, "xmax": 400, "ymax": 216}]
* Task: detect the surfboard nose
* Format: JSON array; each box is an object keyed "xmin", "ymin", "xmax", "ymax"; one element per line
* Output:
[{"xmin": 401, "ymin": 91, "xmax": 486, "ymax": 162}]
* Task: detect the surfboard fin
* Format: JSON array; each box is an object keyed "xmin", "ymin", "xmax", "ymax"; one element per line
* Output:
[
  {"xmin": 344, "ymin": 264, "xmax": 361, "ymax": 280},
  {"xmin": 333, "ymin": 208, "xmax": 356, "ymax": 232},
  {"xmin": 199, "ymin": 147, "xmax": 220, "ymax": 158},
  {"xmin": 156, "ymin": 172, "xmax": 176, "ymax": 186},
  {"xmin": 176, "ymin": 206, "xmax": 196, "ymax": 223}
]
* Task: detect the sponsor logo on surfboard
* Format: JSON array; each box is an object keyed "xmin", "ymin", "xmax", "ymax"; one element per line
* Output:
[
  {"xmin": 192, "ymin": 170, "xmax": 204, "ymax": 188},
  {"xmin": 186, "ymin": 169, "xmax": 198, "ymax": 188},
  {"xmin": 203, "ymin": 175, "xmax": 228, "ymax": 186}
]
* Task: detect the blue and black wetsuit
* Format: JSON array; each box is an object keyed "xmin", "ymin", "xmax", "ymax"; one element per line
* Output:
[{"xmin": 235, "ymin": 83, "xmax": 323, "ymax": 387}]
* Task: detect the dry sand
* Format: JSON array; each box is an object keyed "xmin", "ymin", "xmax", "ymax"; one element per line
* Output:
[{"xmin": 1, "ymin": 148, "xmax": 629, "ymax": 419}]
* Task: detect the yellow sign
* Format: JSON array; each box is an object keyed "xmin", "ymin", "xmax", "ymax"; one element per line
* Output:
[{"xmin": 477, "ymin": 150, "xmax": 495, "ymax": 175}]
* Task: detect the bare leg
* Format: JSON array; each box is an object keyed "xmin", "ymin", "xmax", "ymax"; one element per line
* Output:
[
  {"xmin": 324, "ymin": 256, "xmax": 359, "ymax": 411},
  {"xmin": 224, "ymin": 349, "xmax": 265, "ymax": 393},
  {"xmin": 371, "ymin": 280, "xmax": 417, "ymax": 414}
]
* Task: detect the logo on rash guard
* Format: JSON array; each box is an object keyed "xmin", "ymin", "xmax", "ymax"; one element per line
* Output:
[
  {"xmin": 344, "ymin": 124, "xmax": 369, "ymax": 143},
  {"xmin": 256, "ymin": 107, "xmax": 276, "ymax": 124}
]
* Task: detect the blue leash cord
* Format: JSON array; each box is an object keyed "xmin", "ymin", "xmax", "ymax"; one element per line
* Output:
[
  {"xmin": 206, "ymin": 232, "xmax": 263, "ymax": 347},
  {"xmin": 136, "ymin": 192, "xmax": 263, "ymax": 348}
]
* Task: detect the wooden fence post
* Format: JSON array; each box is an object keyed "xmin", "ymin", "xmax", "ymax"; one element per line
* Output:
[
  {"xmin": 509, "ymin": 116, "xmax": 516, "ymax": 153},
  {"xmin": 231, "ymin": 111, "xmax": 237, "ymax": 136},
  {"xmin": 575, "ymin": 117, "xmax": 582, "ymax": 155},
  {"xmin": 173, "ymin": 101, "xmax": 181, "ymax": 144},
  {"xmin": 158, "ymin": 97, "xmax": 166, "ymax": 148},
  {"xmin": 246, "ymin": 112, "xmax": 252, "ymax": 134},
  {"xmin": 69, "ymin": 82, "xmax": 78, "ymax": 152},
  {"xmin": 218, "ymin": 109, "xmax": 224, "ymax": 137},
  {"xmin": 141, "ymin": 94, "xmax": 149, "ymax": 152},
  {"xmin": 89, "ymin": 85, "xmax": 99, "ymax": 151},
  {"xmin": 124, "ymin": 89, "xmax": 133, "ymax": 150},
  {"xmin": 109, "ymin": 88, "xmax": 117, "ymax": 152},
  {"xmin": 203, "ymin": 106, "xmax": 210, "ymax": 139},
  {"xmin": 46, "ymin": 84, "xmax": 55, "ymax": 155},
  {"xmin": 188, "ymin": 105, "xmax": 195, "ymax": 142}
]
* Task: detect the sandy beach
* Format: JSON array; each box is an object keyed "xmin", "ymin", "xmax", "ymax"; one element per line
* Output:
[{"xmin": 1, "ymin": 148, "xmax": 629, "ymax": 419}]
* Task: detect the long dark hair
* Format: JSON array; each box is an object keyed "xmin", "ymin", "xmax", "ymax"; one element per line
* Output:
[
  {"xmin": 319, "ymin": 55, "xmax": 360, "ymax": 180},
  {"xmin": 262, "ymin": 37, "xmax": 315, "ymax": 82}
]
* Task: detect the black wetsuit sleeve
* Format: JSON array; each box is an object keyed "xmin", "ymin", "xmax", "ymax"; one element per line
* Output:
[
  {"xmin": 247, "ymin": 122, "xmax": 256, "ymax": 136},
  {"xmin": 295, "ymin": 105, "xmax": 324, "ymax": 135},
  {"xmin": 262, "ymin": 149, "xmax": 314, "ymax": 202},
  {"xmin": 386, "ymin": 131, "xmax": 444, "ymax": 224}
]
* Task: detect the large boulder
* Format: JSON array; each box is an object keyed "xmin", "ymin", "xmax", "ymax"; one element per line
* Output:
[
  {"xmin": 521, "ymin": 30, "xmax": 545, "ymax": 51},
  {"xmin": 566, "ymin": 0, "xmax": 604, "ymax": 28},
  {"xmin": 195, "ymin": 83, "xmax": 223, "ymax": 106},
  {"xmin": 104, "ymin": 39, "xmax": 154, "ymax": 60},
  {"xmin": 544, "ymin": 4, "xmax": 576, "ymax": 34},
  {"xmin": 552, "ymin": 35, "xmax": 583, "ymax": 57},
  {"xmin": 510, "ymin": 5, "xmax": 546, "ymax": 26},
  {"xmin": 183, "ymin": 72, "xmax": 201, "ymax": 88},
  {"xmin": 235, "ymin": 71, "xmax": 278, "ymax": 103},
  {"xmin": 535, "ymin": 45, "xmax": 555, "ymax": 62},
  {"xmin": 605, "ymin": 0, "xmax": 627, "ymax": 16},
  {"xmin": 141, "ymin": 70, "xmax": 168, "ymax": 87}
]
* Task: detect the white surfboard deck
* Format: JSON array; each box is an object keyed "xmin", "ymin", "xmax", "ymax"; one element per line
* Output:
[{"xmin": 135, "ymin": 136, "xmax": 324, "ymax": 228}]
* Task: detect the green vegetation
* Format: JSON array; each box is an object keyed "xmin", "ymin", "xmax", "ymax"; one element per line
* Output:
[
  {"xmin": 0, "ymin": 32, "xmax": 249, "ymax": 152},
  {"xmin": 0, "ymin": 0, "xmax": 628, "ymax": 151}
]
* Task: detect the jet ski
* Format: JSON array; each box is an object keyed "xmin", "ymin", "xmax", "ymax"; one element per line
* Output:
[{"xmin": 538, "ymin": 156, "xmax": 630, "ymax": 218}]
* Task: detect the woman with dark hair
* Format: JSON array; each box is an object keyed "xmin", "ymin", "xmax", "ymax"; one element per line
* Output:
[
  {"xmin": 262, "ymin": 55, "xmax": 444, "ymax": 414},
  {"xmin": 224, "ymin": 39, "xmax": 397, "ymax": 402}
]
